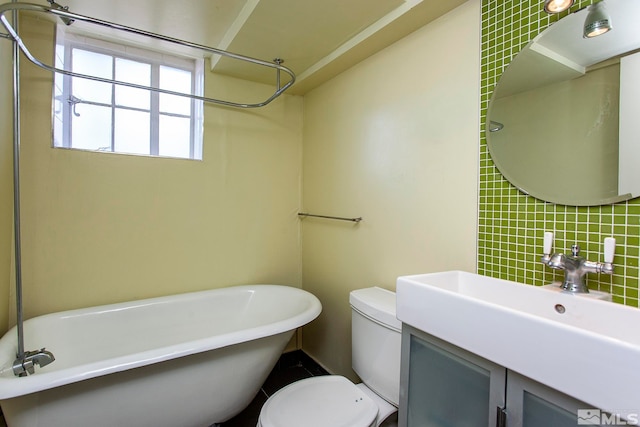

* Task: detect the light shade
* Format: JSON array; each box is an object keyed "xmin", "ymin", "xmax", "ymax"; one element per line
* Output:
[
  {"xmin": 544, "ymin": 0, "xmax": 574, "ymax": 13},
  {"xmin": 583, "ymin": 2, "xmax": 613, "ymax": 38}
]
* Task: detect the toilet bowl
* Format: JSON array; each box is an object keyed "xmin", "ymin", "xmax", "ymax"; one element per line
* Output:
[{"xmin": 257, "ymin": 287, "xmax": 401, "ymax": 427}]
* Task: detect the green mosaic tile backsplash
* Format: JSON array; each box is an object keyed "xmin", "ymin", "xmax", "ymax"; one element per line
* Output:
[{"xmin": 479, "ymin": 0, "xmax": 639, "ymax": 307}]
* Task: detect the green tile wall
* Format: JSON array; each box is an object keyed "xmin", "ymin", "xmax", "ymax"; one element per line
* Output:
[{"xmin": 479, "ymin": 0, "xmax": 639, "ymax": 307}]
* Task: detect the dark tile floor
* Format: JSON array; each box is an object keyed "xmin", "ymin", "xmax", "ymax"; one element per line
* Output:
[{"xmin": 218, "ymin": 350, "xmax": 329, "ymax": 427}]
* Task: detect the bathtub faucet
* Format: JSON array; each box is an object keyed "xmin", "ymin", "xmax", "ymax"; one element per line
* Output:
[{"xmin": 12, "ymin": 348, "xmax": 55, "ymax": 376}]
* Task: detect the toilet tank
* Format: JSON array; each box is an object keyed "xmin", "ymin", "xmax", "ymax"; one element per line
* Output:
[{"xmin": 350, "ymin": 287, "xmax": 401, "ymax": 406}]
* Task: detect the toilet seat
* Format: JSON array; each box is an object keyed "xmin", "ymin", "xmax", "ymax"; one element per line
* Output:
[{"xmin": 258, "ymin": 375, "xmax": 378, "ymax": 427}]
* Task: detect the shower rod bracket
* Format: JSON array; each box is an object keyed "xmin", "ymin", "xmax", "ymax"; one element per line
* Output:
[
  {"xmin": 46, "ymin": 0, "xmax": 74, "ymax": 25},
  {"xmin": 274, "ymin": 58, "xmax": 284, "ymax": 90}
]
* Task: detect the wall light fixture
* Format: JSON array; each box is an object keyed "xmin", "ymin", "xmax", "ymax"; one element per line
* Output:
[{"xmin": 583, "ymin": 2, "xmax": 613, "ymax": 38}]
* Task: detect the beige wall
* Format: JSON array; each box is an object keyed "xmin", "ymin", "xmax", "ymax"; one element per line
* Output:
[
  {"xmin": 0, "ymin": 26, "xmax": 13, "ymax": 332},
  {"xmin": 12, "ymin": 15, "xmax": 304, "ymax": 322},
  {"xmin": 301, "ymin": 0, "xmax": 480, "ymax": 379}
]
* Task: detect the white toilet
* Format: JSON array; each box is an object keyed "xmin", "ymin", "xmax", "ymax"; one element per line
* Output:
[{"xmin": 257, "ymin": 287, "xmax": 401, "ymax": 427}]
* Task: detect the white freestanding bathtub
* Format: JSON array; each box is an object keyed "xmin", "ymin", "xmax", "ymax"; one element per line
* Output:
[{"xmin": 0, "ymin": 285, "xmax": 321, "ymax": 427}]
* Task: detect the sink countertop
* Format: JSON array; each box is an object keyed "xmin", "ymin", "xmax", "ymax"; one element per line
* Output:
[{"xmin": 396, "ymin": 270, "xmax": 640, "ymax": 421}]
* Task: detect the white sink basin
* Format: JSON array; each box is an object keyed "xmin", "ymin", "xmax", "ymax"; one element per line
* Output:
[{"xmin": 396, "ymin": 270, "xmax": 640, "ymax": 420}]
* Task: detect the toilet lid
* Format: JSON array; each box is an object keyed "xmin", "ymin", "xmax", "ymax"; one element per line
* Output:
[{"xmin": 259, "ymin": 375, "xmax": 378, "ymax": 427}]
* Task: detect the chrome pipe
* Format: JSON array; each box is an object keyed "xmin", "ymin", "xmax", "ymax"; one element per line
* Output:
[
  {"xmin": 0, "ymin": 2, "xmax": 296, "ymax": 109},
  {"xmin": 10, "ymin": 0, "xmax": 24, "ymax": 363}
]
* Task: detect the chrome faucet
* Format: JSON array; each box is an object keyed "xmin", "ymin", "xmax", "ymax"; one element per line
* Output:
[
  {"xmin": 12, "ymin": 348, "xmax": 55, "ymax": 376},
  {"xmin": 540, "ymin": 232, "xmax": 615, "ymax": 294}
]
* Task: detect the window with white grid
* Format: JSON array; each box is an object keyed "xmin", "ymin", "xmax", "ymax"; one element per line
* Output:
[{"xmin": 53, "ymin": 32, "xmax": 204, "ymax": 160}]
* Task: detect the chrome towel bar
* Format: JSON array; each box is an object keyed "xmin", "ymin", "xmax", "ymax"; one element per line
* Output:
[{"xmin": 298, "ymin": 213, "xmax": 362, "ymax": 223}]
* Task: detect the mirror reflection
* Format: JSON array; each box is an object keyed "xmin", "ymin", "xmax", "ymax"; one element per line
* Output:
[{"xmin": 487, "ymin": 0, "xmax": 640, "ymax": 206}]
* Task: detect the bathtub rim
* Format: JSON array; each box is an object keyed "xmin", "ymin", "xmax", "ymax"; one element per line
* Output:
[{"xmin": 0, "ymin": 284, "xmax": 321, "ymax": 399}]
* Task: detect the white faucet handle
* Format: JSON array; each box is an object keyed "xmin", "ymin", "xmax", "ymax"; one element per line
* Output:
[
  {"xmin": 604, "ymin": 237, "xmax": 616, "ymax": 263},
  {"xmin": 543, "ymin": 232, "xmax": 554, "ymax": 255}
]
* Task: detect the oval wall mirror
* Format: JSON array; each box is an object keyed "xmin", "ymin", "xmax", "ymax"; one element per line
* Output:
[{"xmin": 486, "ymin": 0, "xmax": 640, "ymax": 206}]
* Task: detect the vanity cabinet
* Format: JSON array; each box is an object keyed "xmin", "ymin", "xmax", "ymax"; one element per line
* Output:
[
  {"xmin": 398, "ymin": 325, "xmax": 600, "ymax": 427},
  {"xmin": 505, "ymin": 371, "xmax": 593, "ymax": 427}
]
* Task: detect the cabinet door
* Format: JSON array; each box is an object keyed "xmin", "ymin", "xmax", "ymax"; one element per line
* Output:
[
  {"xmin": 399, "ymin": 325, "xmax": 506, "ymax": 427},
  {"xmin": 506, "ymin": 371, "xmax": 601, "ymax": 427}
]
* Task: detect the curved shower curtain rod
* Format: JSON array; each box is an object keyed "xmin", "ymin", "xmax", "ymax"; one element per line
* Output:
[{"xmin": 0, "ymin": 2, "xmax": 296, "ymax": 109}]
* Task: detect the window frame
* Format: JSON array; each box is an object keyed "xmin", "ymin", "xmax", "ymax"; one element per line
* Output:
[{"xmin": 53, "ymin": 30, "xmax": 204, "ymax": 160}]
